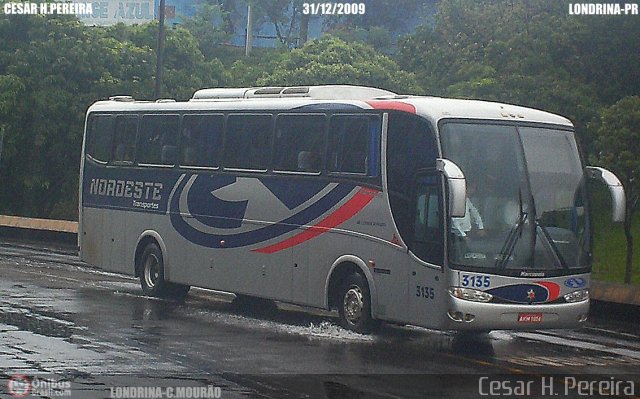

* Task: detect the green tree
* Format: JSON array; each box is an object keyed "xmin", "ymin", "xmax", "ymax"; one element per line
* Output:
[
  {"xmin": 228, "ymin": 48, "xmax": 287, "ymax": 86},
  {"xmin": 396, "ymin": 0, "xmax": 640, "ymax": 150},
  {"xmin": 249, "ymin": 0, "xmax": 305, "ymax": 47},
  {"xmin": 590, "ymin": 96, "xmax": 640, "ymax": 283},
  {"xmin": 180, "ymin": 2, "xmax": 231, "ymax": 60},
  {"xmin": 0, "ymin": 13, "xmax": 228, "ymax": 219},
  {"xmin": 325, "ymin": 0, "xmax": 435, "ymax": 36},
  {"xmin": 258, "ymin": 36, "xmax": 421, "ymax": 93},
  {"xmin": 0, "ymin": 74, "xmax": 23, "ymax": 174}
]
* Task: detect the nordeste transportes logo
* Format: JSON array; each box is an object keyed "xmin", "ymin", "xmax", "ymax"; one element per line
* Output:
[
  {"xmin": 169, "ymin": 174, "xmax": 377, "ymax": 253},
  {"xmin": 486, "ymin": 281, "xmax": 561, "ymax": 303}
]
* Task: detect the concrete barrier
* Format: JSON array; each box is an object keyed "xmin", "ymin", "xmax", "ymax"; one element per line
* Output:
[
  {"xmin": 0, "ymin": 215, "xmax": 77, "ymax": 244},
  {"xmin": 590, "ymin": 281, "xmax": 640, "ymax": 306},
  {"xmin": 0, "ymin": 215, "xmax": 77, "ymax": 233}
]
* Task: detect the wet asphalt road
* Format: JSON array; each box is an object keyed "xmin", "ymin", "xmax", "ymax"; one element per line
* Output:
[{"xmin": 0, "ymin": 239, "xmax": 638, "ymax": 399}]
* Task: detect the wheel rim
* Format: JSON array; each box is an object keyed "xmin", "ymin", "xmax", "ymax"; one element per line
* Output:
[
  {"xmin": 343, "ymin": 285, "xmax": 364, "ymax": 325},
  {"xmin": 143, "ymin": 253, "xmax": 160, "ymax": 289}
]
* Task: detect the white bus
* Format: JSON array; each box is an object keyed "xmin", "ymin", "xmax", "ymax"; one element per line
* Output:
[{"xmin": 79, "ymin": 85, "xmax": 625, "ymax": 333}]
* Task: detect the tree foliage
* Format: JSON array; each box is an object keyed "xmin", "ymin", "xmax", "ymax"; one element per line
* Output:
[
  {"xmin": 0, "ymin": 14, "xmax": 227, "ymax": 219},
  {"xmin": 590, "ymin": 96, "xmax": 640, "ymax": 282},
  {"xmin": 397, "ymin": 0, "xmax": 640, "ymax": 150},
  {"xmin": 247, "ymin": 0, "xmax": 306, "ymax": 47},
  {"xmin": 180, "ymin": 3, "xmax": 231, "ymax": 60},
  {"xmin": 258, "ymin": 36, "xmax": 421, "ymax": 93}
]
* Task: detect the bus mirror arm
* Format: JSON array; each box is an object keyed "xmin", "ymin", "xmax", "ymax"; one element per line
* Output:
[
  {"xmin": 586, "ymin": 166, "xmax": 626, "ymax": 223},
  {"xmin": 436, "ymin": 158, "xmax": 467, "ymax": 218}
]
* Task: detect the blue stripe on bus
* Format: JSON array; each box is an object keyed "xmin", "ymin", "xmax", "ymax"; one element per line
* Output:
[
  {"xmin": 261, "ymin": 178, "xmax": 329, "ymax": 209},
  {"xmin": 169, "ymin": 175, "xmax": 355, "ymax": 248},
  {"xmin": 187, "ymin": 175, "xmax": 246, "ymax": 229},
  {"xmin": 188, "ymin": 176, "xmax": 331, "ymax": 229}
]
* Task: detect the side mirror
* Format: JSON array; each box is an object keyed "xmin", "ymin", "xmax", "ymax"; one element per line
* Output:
[
  {"xmin": 586, "ymin": 166, "xmax": 626, "ymax": 223},
  {"xmin": 436, "ymin": 158, "xmax": 466, "ymax": 218}
]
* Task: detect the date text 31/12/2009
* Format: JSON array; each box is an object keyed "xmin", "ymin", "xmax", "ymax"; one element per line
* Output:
[{"xmin": 302, "ymin": 2, "xmax": 365, "ymax": 15}]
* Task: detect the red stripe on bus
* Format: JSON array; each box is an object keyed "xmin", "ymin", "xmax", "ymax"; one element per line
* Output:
[
  {"xmin": 536, "ymin": 281, "xmax": 561, "ymax": 301},
  {"xmin": 253, "ymin": 188, "xmax": 378, "ymax": 254},
  {"xmin": 365, "ymin": 100, "xmax": 416, "ymax": 114}
]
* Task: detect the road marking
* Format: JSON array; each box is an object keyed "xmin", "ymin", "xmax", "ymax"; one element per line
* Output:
[
  {"xmin": 515, "ymin": 331, "xmax": 640, "ymax": 360},
  {"xmin": 585, "ymin": 326, "xmax": 640, "ymax": 339}
]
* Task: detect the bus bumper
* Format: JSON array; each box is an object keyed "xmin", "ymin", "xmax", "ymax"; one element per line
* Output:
[{"xmin": 444, "ymin": 296, "xmax": 590, "ymax": 331}]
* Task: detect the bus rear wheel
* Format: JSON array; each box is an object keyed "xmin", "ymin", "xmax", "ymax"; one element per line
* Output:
[
  {"xmin": 139, "ymin": 243, "xmax": 190, "ymax": 300},
  {"xmin": 338, "ymin": 273, "xmax": 377, "ymax": 334}
]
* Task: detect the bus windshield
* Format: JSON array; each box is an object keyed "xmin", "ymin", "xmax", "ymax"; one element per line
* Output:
[{"xmin": 440, "ymin": 122, "xmax": 590, "ymax": 275}]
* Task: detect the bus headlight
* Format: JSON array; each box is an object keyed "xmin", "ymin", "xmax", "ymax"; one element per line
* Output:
[
  {"xmin": 564, "ymin": 289, "xmax": 589, "ymax": 303},
  {"xmin": 449, "ymin": 287, "xmax": 493, "ymax": 303}
]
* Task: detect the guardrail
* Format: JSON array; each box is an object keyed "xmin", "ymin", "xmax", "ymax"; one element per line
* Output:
[{"xmin": 0, "ymin": 215, "xmax": 636, "ymax": 308}]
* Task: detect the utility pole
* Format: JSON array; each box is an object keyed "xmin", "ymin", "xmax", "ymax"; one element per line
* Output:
[
  {"xmin": 300, "ymin": 13, "xmax": 309, "ymax": 46},
  {"xmin": 154, "ymin": 0, "xmax": 166, "ymax": 99},
  {"xmin": 245, "ymin": 4, "xmax": 253, "ymax": 57}
]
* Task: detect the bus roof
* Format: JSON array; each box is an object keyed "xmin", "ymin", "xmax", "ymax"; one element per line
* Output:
[{"xmin": 88, "ymin": 85, "xmax": 573, "ymax": 128}]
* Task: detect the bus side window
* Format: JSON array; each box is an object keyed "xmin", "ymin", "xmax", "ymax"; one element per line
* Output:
[
  {"xmin": 328, "ymin": 115, "xmax": 380, "ymax": 175},
  {"xmin": 86, "ymin": 114, "xmax": 113, "ymax": 163},
  {"xmin": 180, "ymin": 114, "xmax": 223, "ymax": 168},
  {"xmin": 274, "ymin": 114, "xmax": 325, "ymax": 173},
  {"xmin": 224, "ymin": 114, "xmax": 273, "ymax": 170},
  {"xmin": 112, "ymin": 115, "xmax": 138, "ymax": 164},
  {"xmin": 137, "ymin": 114, "xmax": 179, "ymax": 165}
]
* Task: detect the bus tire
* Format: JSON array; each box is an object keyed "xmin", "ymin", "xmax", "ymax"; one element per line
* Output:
[
  {"xmin": 337, "ymin": 273, "xmax": 378, "ymax": 334},
  {"xmin": 139, "ymin": 242, "xmax": 177, "ymax": 298}
]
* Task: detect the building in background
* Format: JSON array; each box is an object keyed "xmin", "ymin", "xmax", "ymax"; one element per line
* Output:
[{"xmin": 77, "ymin": 0, "xmax": 155, "ymax": 26}]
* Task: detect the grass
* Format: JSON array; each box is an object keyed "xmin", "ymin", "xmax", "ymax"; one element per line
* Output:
[{"xmin": 590, "ymin": 186, "xmax": 639, "ymax": 284}]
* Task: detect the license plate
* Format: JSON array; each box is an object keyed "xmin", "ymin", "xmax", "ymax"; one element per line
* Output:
[{"xmin": 518, "ymin": 312, "xmax": 543, "ymax": 323}]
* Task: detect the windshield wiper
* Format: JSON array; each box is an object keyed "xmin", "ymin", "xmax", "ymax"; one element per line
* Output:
[
  {"xmin": 535, "ymin": 219, "xmax": 569, "ymax": 269},
  {"xmin": 495, "ymin": 189, "xmax": 528, "ymax": 270}
]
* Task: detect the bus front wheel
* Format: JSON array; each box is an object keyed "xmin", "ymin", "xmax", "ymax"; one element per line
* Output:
[
  {"xmin": 139, "ymin": 243, "xmax": 190, "ymax": 300},
  {"xmin": 338, "ymin": 273, "xmax": 377, "ymax": 334}
]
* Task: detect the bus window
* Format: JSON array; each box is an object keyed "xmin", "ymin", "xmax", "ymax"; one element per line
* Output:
[
  {"xmin": 112, "ymin": 115, "xmax": 138, "ymax": 164},
  {"xmin": 386, "ymin": 114, "xmax": 438, "ymax": 249},
  {"xmin": 411, "ymin": 174, "xmax": 444, "ymax": 264},
  {"xmin": 137, "ymin": 114, "xmax": 179, "ymax": 166},
  {"xmin": 180, "ymin": 114, "xmax": 223, "ymax": 168},
  {"xmin": 274, "ymin": 114, "xmax": 325, "ymax": 173},
  {"xmin": 328, "ymin": 115, "xmax": 379, "ymax": 175},
  {"xmin": 224, "ymin": 114, "xmax": 273, "ymax": 170},
  {"xmin": 86, "ymin": 114, "xmax": 113, "ymax": 163}
]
